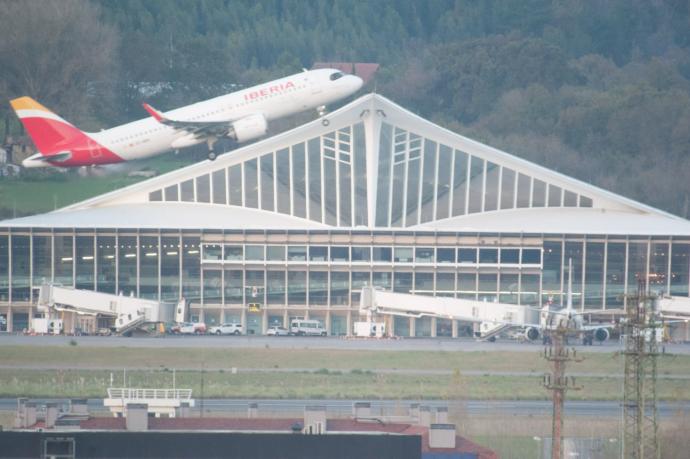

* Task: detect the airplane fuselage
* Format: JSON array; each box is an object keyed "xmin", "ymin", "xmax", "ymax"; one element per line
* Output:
[{"xmin": 16, "ymin": 69, "xmax": 363, "ymax": 168}]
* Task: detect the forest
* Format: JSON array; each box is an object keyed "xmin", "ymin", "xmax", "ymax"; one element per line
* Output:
[{"xmin": 1, "ymin": 0, "xmax": 689, "ymax": 216}]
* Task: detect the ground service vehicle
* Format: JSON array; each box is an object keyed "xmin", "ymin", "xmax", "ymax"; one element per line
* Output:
[
  {"xmin": 290, "ymin": 320, "xmax": 327, "ymax": 336},
  {"xmin": 208, "ymin": 323, "xmax": 242, "ymax": 335},
  {"xmin": 178, "ymin": 322, "xmax": 206, "ymax": 334},
  {"xmin": 266, "ymin": 326, "xmax": 289, "ymax": 336}
]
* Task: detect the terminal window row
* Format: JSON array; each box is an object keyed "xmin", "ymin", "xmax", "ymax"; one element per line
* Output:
[{"xmin": 200, "ymin": 243, "xmax": 542, "ymax": 265}]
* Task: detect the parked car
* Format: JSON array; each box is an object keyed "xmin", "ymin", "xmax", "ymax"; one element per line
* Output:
[
  {"xmin": 208, "ymin": 323, "xmax": 243, "ymax": 335},
  {"xmin": 96, "ymin": 327, "xmax": 112, "ymax": 336},
  {"xmin": 266, "ymin": 326, "xmax": 289, "ymax": 336},
  {"xmin": 178, "ymin": 322, "xmax": 206, "ymax": 334}
]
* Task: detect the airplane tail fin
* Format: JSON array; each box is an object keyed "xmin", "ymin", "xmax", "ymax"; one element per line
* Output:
[{"xmin": 9, "ymin": 97, "xmax": 84, "ymax": 153}]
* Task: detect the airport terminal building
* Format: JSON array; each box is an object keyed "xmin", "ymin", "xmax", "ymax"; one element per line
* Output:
[{"xmin": 2, "ymin": 94, "xmax": 690, "ymax": 336}]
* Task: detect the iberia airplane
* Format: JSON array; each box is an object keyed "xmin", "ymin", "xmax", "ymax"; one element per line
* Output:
[{"xmin": 11, "ymin": 68, "xmax": 363, "ymax": 168}]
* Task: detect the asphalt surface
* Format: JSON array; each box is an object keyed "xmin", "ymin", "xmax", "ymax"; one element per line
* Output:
[
  {"xmin": 2, "ymin": 333, "xmax": 689, "ymax": 354},
  {"xmin": 1, "ymin": 398, "xmax": 688, "ymax": 418}
]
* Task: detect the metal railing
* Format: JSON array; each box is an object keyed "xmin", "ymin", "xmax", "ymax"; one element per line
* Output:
[{"xmin": 107, "ymin": 388, "xmax": 192, "ymax": 400}]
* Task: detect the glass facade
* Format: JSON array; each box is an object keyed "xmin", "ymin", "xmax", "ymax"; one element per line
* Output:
[{"xmin": 2, "ymin": 100, "xmax": 688, "ymax": 338}]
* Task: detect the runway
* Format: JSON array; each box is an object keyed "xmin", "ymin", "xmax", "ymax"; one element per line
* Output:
[{"xmin": 2, "ymin": 333, "xmax": 688, "ymax": 354}]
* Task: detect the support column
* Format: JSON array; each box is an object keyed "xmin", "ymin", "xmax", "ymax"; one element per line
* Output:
[
  {"xmin": 452, "ymin": 320, "xmax": 458, "ymax": 338},
  {"xmin": 409, "ymin": 317, "xmax": 416, "ymax": 338},
  {"xmin": 430, "ymin": 317, "xmax": 437, "ymax": 338},
  {"xmin": 7, "ymin": 306, "xmax": 12, "ymax": 333},
  {"xmin": 346, "ymin": 311, "xmax": 352, "ymax": 337}
]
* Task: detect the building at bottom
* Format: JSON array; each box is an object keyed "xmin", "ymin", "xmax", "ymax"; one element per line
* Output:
[
  {"xmin": 4, "ymin": 399, "xmax": 496, "ymax": 459},
  {"xmin": 2, "ymin": 94, "xmax": 690, "ymax": 338}
]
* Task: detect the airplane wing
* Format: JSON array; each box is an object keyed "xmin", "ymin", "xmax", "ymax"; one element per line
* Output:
[{"xmin": 142, "ymin": 103, "xmax": 234, "ymax": 138}]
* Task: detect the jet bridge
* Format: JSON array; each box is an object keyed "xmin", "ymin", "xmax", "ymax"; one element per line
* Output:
[
  {"xmin": 36, "ymin": 283, "xmax": 180, "ymax": 335},
  {"xmin": 358, "ymin": 286, "xmax": 533, "ymax": 340}
]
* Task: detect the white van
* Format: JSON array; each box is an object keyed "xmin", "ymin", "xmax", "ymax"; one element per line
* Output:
[{"xmin": 290, "ymin": 319, "xmax": 327, "ymax": 336}]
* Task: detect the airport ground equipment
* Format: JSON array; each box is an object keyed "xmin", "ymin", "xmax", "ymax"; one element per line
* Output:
[
  {"xmin": 358, "ymin": 286, "xmax": 531, "ymax": 340},
  {"xmin": 36, "ymin": 283, "xmax": 180, "ymax": 335},
  {"xmin": 104, "ymin": 387, "xmax": 195, "ymax": 418}
]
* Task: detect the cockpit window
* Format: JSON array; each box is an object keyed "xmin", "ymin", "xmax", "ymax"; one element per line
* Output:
[{"xmin": 330, "ymin": 72, "xmax": 344, "ymax": 81}]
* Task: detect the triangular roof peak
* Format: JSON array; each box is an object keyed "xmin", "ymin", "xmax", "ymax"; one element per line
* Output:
[{"xmin": 52, "ymin": 93, "xmax": 681, "ymax": 229}]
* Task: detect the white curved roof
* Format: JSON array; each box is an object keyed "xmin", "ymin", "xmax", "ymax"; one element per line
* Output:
[
  {"xmin": 0, "ymin": 203, "xmax": 327, "ymax": 230},
  {"xmin": 2, "ymin": 93, "xmax": 689, "ymax": 236},
  {"xmin": 413, "ymin": 207, "xmax": 690, "ymax": 236}
]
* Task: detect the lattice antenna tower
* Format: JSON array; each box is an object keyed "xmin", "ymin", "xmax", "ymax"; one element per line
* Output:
[
  {"xmin": 543, "ymin": 327, "xmax": 583, "ymax": 459},
  {"xmin": 622, "ymin": 280, "xmax": 660, "ymax": 459}
]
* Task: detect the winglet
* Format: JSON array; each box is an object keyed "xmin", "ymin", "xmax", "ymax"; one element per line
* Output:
[{"xmin": 142, "ymin": 102, "xmax": 165, "ymax": 122}]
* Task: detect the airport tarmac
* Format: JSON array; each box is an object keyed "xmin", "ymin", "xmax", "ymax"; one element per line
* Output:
[{"xmin": 1, "ymin": 333, "xmax": 689, "ymax": 354}]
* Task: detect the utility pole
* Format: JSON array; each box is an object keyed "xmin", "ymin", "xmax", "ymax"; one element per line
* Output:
[
  {"xmin": 543, "ymin": 326, "xmax": 582, "ymax": 459},
  {"xmin": 622, "ymin": 280, "xmax": 660, "ymax": 459}
]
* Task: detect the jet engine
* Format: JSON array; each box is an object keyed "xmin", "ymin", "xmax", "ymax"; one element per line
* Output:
[
  {"xmin": 228, "ymin": 114, "xmax": 267, "ymax": 143},
  {"xmin": 524, "ymin": 326, "xmax": 540, "ymax": 342},
  {"xmin": 594, "ymin": 327, "xmax": 609, "ymax": 342}
]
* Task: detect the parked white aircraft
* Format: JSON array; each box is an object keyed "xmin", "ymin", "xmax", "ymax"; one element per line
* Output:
[
  {"xmin": 11, "ymin": 68, "xmax": 363, "ymax": 168},
  {"xmin": 523, "ymin": 260, "xmax": 615, "ymax": 345}
]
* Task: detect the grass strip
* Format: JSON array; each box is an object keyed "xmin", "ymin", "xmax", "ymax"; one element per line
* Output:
[{"xmin": 1, "ymin": 369, "xmax": 689, "ymax": 401}]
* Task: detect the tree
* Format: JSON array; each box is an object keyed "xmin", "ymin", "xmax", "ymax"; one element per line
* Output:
[{"xmin": 0, "ymin": 0, "xmax": 118, "ymax": 130}]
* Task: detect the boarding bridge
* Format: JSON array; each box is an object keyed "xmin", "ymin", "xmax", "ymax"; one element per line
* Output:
[
  {"xmin": 104, "ymin": 388, "xmax": 195, "ymax": 418},
  {"xmin": 37, "ymin": 283, "xmax": 179, "ymax": 334},
  {"xmin": 358, "ymin": 286, "xmax": 532, "ymax": 340},
  {"xmin": 658, "ymin": 295, "xmax": 690, "ymax": 318}
]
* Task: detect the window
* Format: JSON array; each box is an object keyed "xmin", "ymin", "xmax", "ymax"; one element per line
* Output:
[
  {"xmin": 181, "ymin": 180, "xmax": 195, "ymax": 201},
  {"xmin": 458, "ymin": 248, "xmax": 477, "ymax": 264},
  {"xmin": 479, "ymin": 248, "xmax": 498, "ymax": 264},
  {"xmin": 245, "ymin": 245, "xmax": 264, "ymax": 261},
  {"xmin": 373, "ymin": 247, "xmax": 392, "ymax": 262},
  {"xmin": 224, "ymin": 245, "xmax": 243, "ymax": 261},
  {"xmin": 351, "ymin": 246, "xmax": 371, "ymax": 262},
  {"xmin": 330, "ymin": 246, "xmax": 349, "ymax": 262},
  {"xmin": 500, "ymin": 249, "xmax": 520, "ymax": 264},
  {"xmin": 212, "ymin": 169, "xmax": 227, "ymax": 204},
  {"xmin": 266, "ymin": 245, "xmax": 285, "ymax": 261},
  {"xmin": 203, "ymin": 244, "xmax": 222, "ymax": 261},
  {"xmin": 522, "ymin": 249, "xmax": 542, "ymax": 264},
  {"xmin": 196, "ymin": 174, "xmax": 211, "ymax": 203},
  {"xmin": 394, "ymin": 247, "xmax": 413, "ymax": 263},
  {"xmin": 437, "ymin": 248, "xmax": 455, "ymax": 264},
  {"xmin": 330, "ymin": 71, "xmax": 344, "ymax": 80},
  {"xmin": 309, "ymin": 246, "xmax": 328, "ymax": 262},
  {"xmin": 309, "ymin": 270, "xmax": 328, "ymax": 305},
  {"xmin": 288, "ymin": 246, "xmax": 307, "ymax": 261},
  {"xmin": 415, "ymin": 247, "xmax": 434, "ymax": 263}
]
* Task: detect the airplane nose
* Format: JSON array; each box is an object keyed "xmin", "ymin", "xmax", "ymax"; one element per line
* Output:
[{"xmin": 351, "ymin": 75, "xmax": 364, "ymax": 91}]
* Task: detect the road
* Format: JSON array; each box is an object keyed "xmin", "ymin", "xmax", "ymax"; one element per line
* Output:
[
  {"xmin": 2, "ymin": 333, "xmax": 689, "ymax": 354},
  {"xmin": 1, "ymin": 398, "xmax": 689, "ymax": 418}
]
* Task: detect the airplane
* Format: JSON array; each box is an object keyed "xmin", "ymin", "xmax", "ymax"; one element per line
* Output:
[
  {"xmin": 522, "ymin": 259, "xmax": 615, "ymax": 345},
  {"xmin": 10, "ymin": 68, "xmax": 363, "ymax": 168}
]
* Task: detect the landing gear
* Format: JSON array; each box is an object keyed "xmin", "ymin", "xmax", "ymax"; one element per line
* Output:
[
  {"xmin": 317, "ymin": 105, "xmax": 330, "ymax": 126},
  {"xmin": 206, "ymin": 138, "xmax": 218, "ymax": 161}
]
